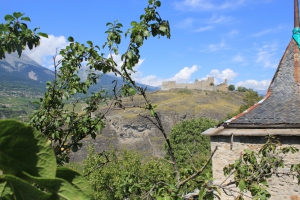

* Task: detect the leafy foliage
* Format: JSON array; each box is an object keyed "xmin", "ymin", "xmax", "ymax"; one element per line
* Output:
[
  {"xmin": 0, "ymin": 120, "xmax": 93, "ymax": 200},
  {"xmin": 83, "ymin": 118, "xmax": 218, "ymax": 199},
  {"xmin": 240, "ymin": 89, "xmax": 262, "ymax": 109},
  {"xmin": 29, "ymin": 0, "xmax": 171, "ymax": 165},
  {"xmin": 83, "ymin": 145, "xmax": 175, "ymax": 199},
  {"xmin": 226, "ymin": 89, "xmax": 262, "ymax": 120},
  {"xmin": 236, "ymin": 86, "xmax": 248, "ymax": 92},
  {"xmin": 165, "ymin": 118, "xmax": 217, "ymax": 195},
  {"xmin": 165, "ymin": 118, "xmax": 215, "ymax": 168},
  {"xmin": 228, "ymin": 84, "xmax": 235, "ymax": 91},
  {"xmin": 0, "ymin": 12, "xmax": 48, "ymax": 59}
]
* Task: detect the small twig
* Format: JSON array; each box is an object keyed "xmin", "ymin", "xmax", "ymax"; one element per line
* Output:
[
  {"xmin": 176, "ymin": 146, "xmax": 218, "ymax": 189},
  {"xmin": 84, "ymin": 154, "xmax": 110, "ymax": 177},
  {"xmin": 220, "ymin": 186, "xmax": 252, "ymax": 199}
]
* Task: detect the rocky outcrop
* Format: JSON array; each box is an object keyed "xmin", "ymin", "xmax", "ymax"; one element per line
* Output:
[{"xmin": 69, "ymin": 90, "xmax": 245, "ymax": 162}]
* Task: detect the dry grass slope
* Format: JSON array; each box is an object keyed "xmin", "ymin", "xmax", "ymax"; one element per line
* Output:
[{"xmin": 70, "ymin": 89, "xmax": 246, "ymax": 162}]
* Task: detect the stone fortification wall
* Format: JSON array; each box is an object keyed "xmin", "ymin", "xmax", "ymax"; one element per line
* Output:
[
  {"xmin": 217, "ymin": 79, "xmax": 228, "ymax": 91},
  {"xmin": 161, "ymin": 77, "xmax": 228, "ymax": 91},
  {"xmin": 211, "ymin": 135, "xmax": 300, "ymax": 200}
]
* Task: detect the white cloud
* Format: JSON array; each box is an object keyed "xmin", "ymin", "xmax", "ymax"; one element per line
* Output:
[
  {"xmin": 173, "ymin": 0, "xmax": 246, "ymax": 11},
  {"xmin": 24, "ymin": 35, "xmax": 68, "ymax": 70},
  {"xmin": 232, "ymin": 54, "xmax": 244, "ymax": 62},
  {"xmin": 176, "ymin": 15, "xmax": 232, "ymax": 32},
  {"xmin": 194, "ymin": 26, "xmax": 214, "ymax": 32},
  {"xmin": 255, "ymin": 43, "xmax": 278, "ymax": 68},
  {"xmin": 136, "ymin": 75, "xmax": 164, "ymax": 87},
  {"xmin": 208, "ymin": 39, "xmax": 226, "ymax": 51},
  {"xmin": 232, "ymin": 54, "xmax": 247, "ymax": 65},
  {"xmin": 251, "ymin": 26, "xmax": 283, "ymax": 37},
  {"xmin": 106, "ymin": 54, "xmax": 145, "ymax": 75},
  {"xmin": 171, "ymin": 65, "xmax": 199, "ymax": 82},
  {"xmin": 203, "ymin": 14, "xmax": 234, "ymax": 24},
  {"xmin": 105, "ymin": 54, "xmax": 199, "ymax": 87},
  {"xmin": 176, "ymin": 18, "xmax": 195, "ymax": 29},
  {"xmin": 236, "ymin": 79, "xmax": 271, "ymax": 91},
  {"xmin": 209, "ymin": 68, "xmax": 238, "ymax": 83},
  {"xmin": 133, "ymin": 65, "xmax": 199, "ymax": 87},
  {"xmin": 226, "ymin": 29, "xmax": 239, "ymax": 36}
]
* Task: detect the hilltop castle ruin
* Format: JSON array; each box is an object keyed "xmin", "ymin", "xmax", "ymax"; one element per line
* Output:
[{"xmin": 161, "ymin": 77, "xmax": 228, "ymax": 91}]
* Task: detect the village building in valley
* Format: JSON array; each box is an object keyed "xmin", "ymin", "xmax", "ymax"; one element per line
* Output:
[{"xmin": 203, "ymin": 0, "xmax": 300, "ymax": 199}]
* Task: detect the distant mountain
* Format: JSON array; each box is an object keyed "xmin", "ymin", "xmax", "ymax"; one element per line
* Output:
[
  {"xmin": 0, "ymin": 52, "xmax": 54, "ymax": 94},
  {"xmin": 0, "ymin": 52, "xmax": 159, "ymax": 97},
  {"xmin": 257, "ymin": 90, "xmax": 267, "ymax": 97},
  {"xmin": 77, "ymin": 67, "xmax": 160, "ymax": 94}
]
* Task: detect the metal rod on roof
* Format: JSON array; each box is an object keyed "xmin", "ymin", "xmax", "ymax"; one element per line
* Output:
[{"xmin": 295, "ymin": 0, "xmax": 300, "ymax": 27}]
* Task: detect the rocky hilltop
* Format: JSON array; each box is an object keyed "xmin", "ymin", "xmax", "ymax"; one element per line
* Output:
[{"xmin": 70, "ymin": 89, "xmax": 245, "ymax": 162}]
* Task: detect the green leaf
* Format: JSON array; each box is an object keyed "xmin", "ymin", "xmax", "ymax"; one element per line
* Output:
[
  {"xmin": 71, "ymin": 88, "xmax": 77, "ymax": 94},
  {"xmin": 113, "ymin": 47, "xmax": 119, "ymax": 55},
  {"xmin": 23, "ymin": 172, "xmax": 93, "ymax": 200},
  {"xmin": 0, "ymin": 120, "xmax": 56, "ymax": 178},
  {"xmin": 20, "ymin": 23, "xmax": 27, "ymax": 30},
  {"xmin": 66, "ymin": 117, "xmax": 71, "ymax": 123},
  {"xmin": 159, "ymin": 25, "xmax": 167, "ymax": 33},
  {"xmin": 68, "ymin": 36, "xmax": 74, "ymax": 42},
  {"xmin": 134, "ymin": 35, "xmax": 143, "ymax": 46},
  {"xmin": 0, "ymin": 181, "xmax": 13, "ymax": 198},
  {"xmin": 143, "ymin": 30, "xmax": 150, "ymax": 37},
  {"xmin": 56, "ymin": 167, "xmax": 94, "ymax": 199},
  {"xmin": 261, "ymin": 179, "xmax": 268, "ymax": 186},
  {"xmin": 155, "ymin": 1, "xmax": 161, "ymax": 7},
  {"xmin": 21, "ymin": 16, "xmax": 31, "ymax": 21},
  {"xmin": 238, "ymin": 179, "xmax": 246, "ymax": 191},
  {"xmin": 1, "ymin": 174, "xmax": 52, "ymax": 200},
  {"xmin": 116, "ymin": 23, "xmax": 123, "ymax": 27},
  {"xmin": 198, "ymin": 188, "xmax": 206, "ymax": 199},
  {"xmin": 13, "ymin": 41, "xmax": 22, "ymax": 58},
  {"xmin": 13, "ymin": 12, "xmax": 24, "ymax": 19},
  {"xmin": 150, "ymin": 109, "xmax": 155, "ymax": 117},
  {"xmin": 131, "ymin": 21, "xmax": 137, "ymax": 26},
  {"xmin": 87, "ymin": 40, "xmax": 93, "ymax": 46},
  {"xmin": 129, "ymin": 88, "xmax": 136, "ymax": 95},
  {"xmin": 71, "ymin": 145, "xmax": 78, "ymax": 152},
  {"xmin": 4, "ymin": 14, "xmax": 15, "ymax": 21},
  {"xmin": 37, "ymin": 32, "xmax": 48, "ymax": 38},
  {"xmin": 127, "ymin": 51, "xmax": 133, "ymax": 59}
]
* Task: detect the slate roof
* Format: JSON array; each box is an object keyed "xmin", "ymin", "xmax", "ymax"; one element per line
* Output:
[{"xmin": 224, "ymin": 0, "xmax": 300, "ymax": 128}]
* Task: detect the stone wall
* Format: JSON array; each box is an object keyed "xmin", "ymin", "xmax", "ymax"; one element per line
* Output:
[
  {"xmin": 217, "ymin": 79, "xmax": 228, "ymax": 91},
  {"xmin": 161, "ymin": 77, "xmax": 228, "ymax": 91},
  {"xmin": 210, "ymin": 135, "xmax": 300, "ymax": 200}
]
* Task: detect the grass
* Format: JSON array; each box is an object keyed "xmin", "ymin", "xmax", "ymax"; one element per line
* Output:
[
  {"xmin": 0, "ymin": 95, "xmax": 39, "ymax": 120},
  {"xmin": 106, "ymin": 90, "xmax": 244, "ymax": 122}
]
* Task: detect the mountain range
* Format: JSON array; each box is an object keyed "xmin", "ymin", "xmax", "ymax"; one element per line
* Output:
[
  {"xmin": 0, "ymin": 52, "xmax": 159, "ymax": 96},
  {"xmin": 0, "ymin": 52, "xmax": 54, "ymax": 95}
]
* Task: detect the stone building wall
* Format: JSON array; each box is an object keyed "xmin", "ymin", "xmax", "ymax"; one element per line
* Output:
[
  {"xmin": 210, "ymin": 135, "xmax": 300, "ymax": 200},
  {"xmin": 161, "ymin": 77, "xmax": 228, "ymax": 91}
]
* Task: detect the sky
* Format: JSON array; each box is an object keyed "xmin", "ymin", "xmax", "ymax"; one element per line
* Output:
[{"xmin": 1, "ymin": 0, "xmax": 295, "ymax": 93}]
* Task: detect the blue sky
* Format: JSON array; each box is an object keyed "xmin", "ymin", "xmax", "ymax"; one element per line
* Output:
[{"xmin": 1, "ymin": 0, "xmax": 295, "ymax": 92}]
